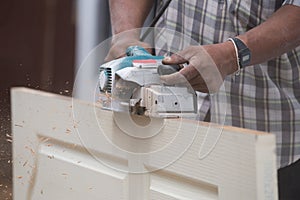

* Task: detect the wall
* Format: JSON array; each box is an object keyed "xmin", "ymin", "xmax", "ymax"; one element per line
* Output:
[{"xmin": 0, "ymin": 0, "xmax": 76, "ymax": 199}]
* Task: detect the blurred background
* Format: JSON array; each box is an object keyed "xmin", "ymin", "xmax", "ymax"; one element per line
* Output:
[{"xmin": 0, "ymin": 0, "xmax": 111, "ymax": 199}]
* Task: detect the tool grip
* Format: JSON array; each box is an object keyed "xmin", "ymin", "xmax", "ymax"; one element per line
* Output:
[{"xmin": 157, "ymin": 64, "xmax": 182, "ymax": 75}]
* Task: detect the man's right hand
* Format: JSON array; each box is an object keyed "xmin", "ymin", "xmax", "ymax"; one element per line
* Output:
[
  {"xmin": 105, "ymin": 0, "xmax": 154, "ymax": 62},
  {"xmin": 105, "ymin": 32, "xmax": 152, "ymax": 62}
]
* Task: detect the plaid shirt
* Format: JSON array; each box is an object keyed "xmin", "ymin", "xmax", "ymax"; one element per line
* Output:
[{"xmin": 155, "ymin": 0, "xmax": 300, "ymax": 168}]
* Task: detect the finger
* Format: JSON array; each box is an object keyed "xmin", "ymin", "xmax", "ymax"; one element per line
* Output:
[
  {"xmin": 163, "ymin": 46, "xmax": 202, "ymax": 65},
  {"xmin": 144, "ymin": 47, "xmax": 154, "ymax": 55},
  {"xmin": 189, "ymin": 76, "xmax": 209, "ymax": 93},
  {"xmin": 178, "ymin": 65, "xmax": 199, "ymax": 81},
  {"xmin": 162, "ymin": 48, "xmax": 193, "ymax": 64},
  {"xmin": 191, "ymin": 83, "xmax": 209, "ymax": 93},
  {"xmin": 105, "ymin": 47, "xmax": 126, "ymax": 62},
  {"xmin": 160, "ymin": 65, "xmax": 200, "ymax": 85},
  {"xmin": 162, "ymin": 54, "xmax": 188, "ymax": 65},
  {"xmin": 189, "ymin": 75, "xmax": 205, "ymax": 86},
  {"xmin": 190, "ymin": 74, "xmax": 222, "ymax": 93},
  {"xmin": 160, "ymin": 72, "xmax": 188, "ymax": 85},
  {"xmin": 104, "ymin": 52, "xmax": 114, "ymax": 62},
  {"xmin": 105, "ymin": 53, "xmax": 126, "ymax": 62},
  {"xmin": 160, "ymin": 71, "xmax": 208, "ymax": 93},
  {"xmin": 138, "ymin": 42, "xmax": 153, "ymax": 54}
]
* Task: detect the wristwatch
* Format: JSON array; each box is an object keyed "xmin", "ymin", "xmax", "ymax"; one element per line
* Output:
[{"xmin": 231, "ymin": 37, "xmax": 251, "ymax": 68}]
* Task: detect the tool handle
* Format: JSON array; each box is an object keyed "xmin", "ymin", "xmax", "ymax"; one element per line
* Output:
[{"xmin": 157, "ymin": 64, "xmax": 181, "ymax": 75}]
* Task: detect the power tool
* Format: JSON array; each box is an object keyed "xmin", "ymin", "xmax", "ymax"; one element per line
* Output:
[{"xmin": 98, "ymin": 46, "xmax": 197, "ymax": 118}]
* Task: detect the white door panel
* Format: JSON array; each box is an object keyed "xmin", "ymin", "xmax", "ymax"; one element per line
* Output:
[
  {"xmin": 11, "ymin": 88, "xmax": 278, "ymax": 200},
  {"xmin": 150, "ymin": 174, "xmax": 218, "ymax": 200}
]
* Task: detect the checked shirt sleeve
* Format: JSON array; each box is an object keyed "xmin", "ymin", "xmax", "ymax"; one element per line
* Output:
[{"xmin": 283, "ymin": 0, "xmax": 300, "ymax": 6}]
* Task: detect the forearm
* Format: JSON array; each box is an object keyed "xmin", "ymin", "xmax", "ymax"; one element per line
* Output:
[
  {"xmin": 238, "ymin": 4, "xmax": 300, "ymax": 65},
  {"xmin": 109, "ymin": 0, "xmax": 154, "ymax": 38},
  {"xmin": 105, "ymin": 0, "xmax": 154, "ymax": 61}
]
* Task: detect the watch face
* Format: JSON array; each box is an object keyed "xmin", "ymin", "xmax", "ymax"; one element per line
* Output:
[
  {"xmin": 241, "ymin": 49, "xmax": 251, "ymax": 66},
  {"xmin": 229, "ymin": 37, "xmax": 252, "ymax": 68},
  {"xmin": 238, "ymin": 42, "xmax": 251, "ymax": 67},
  {"xmin": 242, "ymin": 54, "xmax": 250, "ymax": 63}
]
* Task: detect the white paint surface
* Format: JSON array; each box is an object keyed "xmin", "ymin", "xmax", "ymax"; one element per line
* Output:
[{"xmin": 12, "ymin": 88, "xmax": 278, "ymax": 200}]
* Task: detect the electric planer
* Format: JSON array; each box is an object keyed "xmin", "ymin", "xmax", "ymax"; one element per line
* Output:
[{"xmin": 98, "ymin": 46, "xmax": 197, "ymax": 118}]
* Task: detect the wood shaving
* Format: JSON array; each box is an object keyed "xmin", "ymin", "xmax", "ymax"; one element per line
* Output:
[
  {"xmin": 39, "ymin": 137, "xmax": 50, "ymax": 143},
  {"xmin": 6, "ymin": 139, "xmax": 12, "ymax": 143},
  {"xmin": 23, "ymin": 160, "xmax": 28, "ymax": 167},
  {"xmin": 25, "ymin": 146, "xmax": 35, "ymax": 154},
  {"xmin": 14, "ymin": 124, "xmax": 23, "ymax": 127},
  {"xmin": 65, "ymin": 128, "xmax": 71, "ymax": 134}
]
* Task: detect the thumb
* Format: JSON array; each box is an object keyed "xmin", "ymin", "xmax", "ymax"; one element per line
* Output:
[
  {"xmin": 104, "ymin": 53, "xmax": 113, "ymax": 62},
  {"xmin": 160, "ymin": 72, "xmax": 187, "ymax": 85},
  {"xmin": 162, "ymin": 53, "xmax": 188, "ymax": 65},
  {"xmin": 105, "ymin": 51, "xmax": 126, "ymax": 62}
]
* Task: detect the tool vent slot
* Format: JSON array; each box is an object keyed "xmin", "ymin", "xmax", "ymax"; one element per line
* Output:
[
  {"xmin": 99, "ymin": 67, "xmax": 112, "ymax": 93},
  {"xmin": 106, "ymin": 68, "xmax": 112, "ymax": 93}
]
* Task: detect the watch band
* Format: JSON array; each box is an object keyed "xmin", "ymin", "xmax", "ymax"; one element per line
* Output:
[{"xmin": 231, "ymin": 37, "xmax": 251, "ymax": 68}]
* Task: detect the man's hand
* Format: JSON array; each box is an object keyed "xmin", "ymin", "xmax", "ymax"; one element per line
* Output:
[
  {"xmin": 161, "ymin": 42, "xmax": 238, "ymax": 93},
  {"xmin": 105, "ymin": 30, "xmax": 152, "ymax": 62},
  {"xmin": 106, "ymin": 0, "xmax": 154, "ymax": 62}
]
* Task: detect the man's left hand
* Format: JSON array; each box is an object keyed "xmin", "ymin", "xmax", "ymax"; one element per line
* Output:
[{"xmin": 161, "ymin": 43, "xmax": 238, "ymax": 93}]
